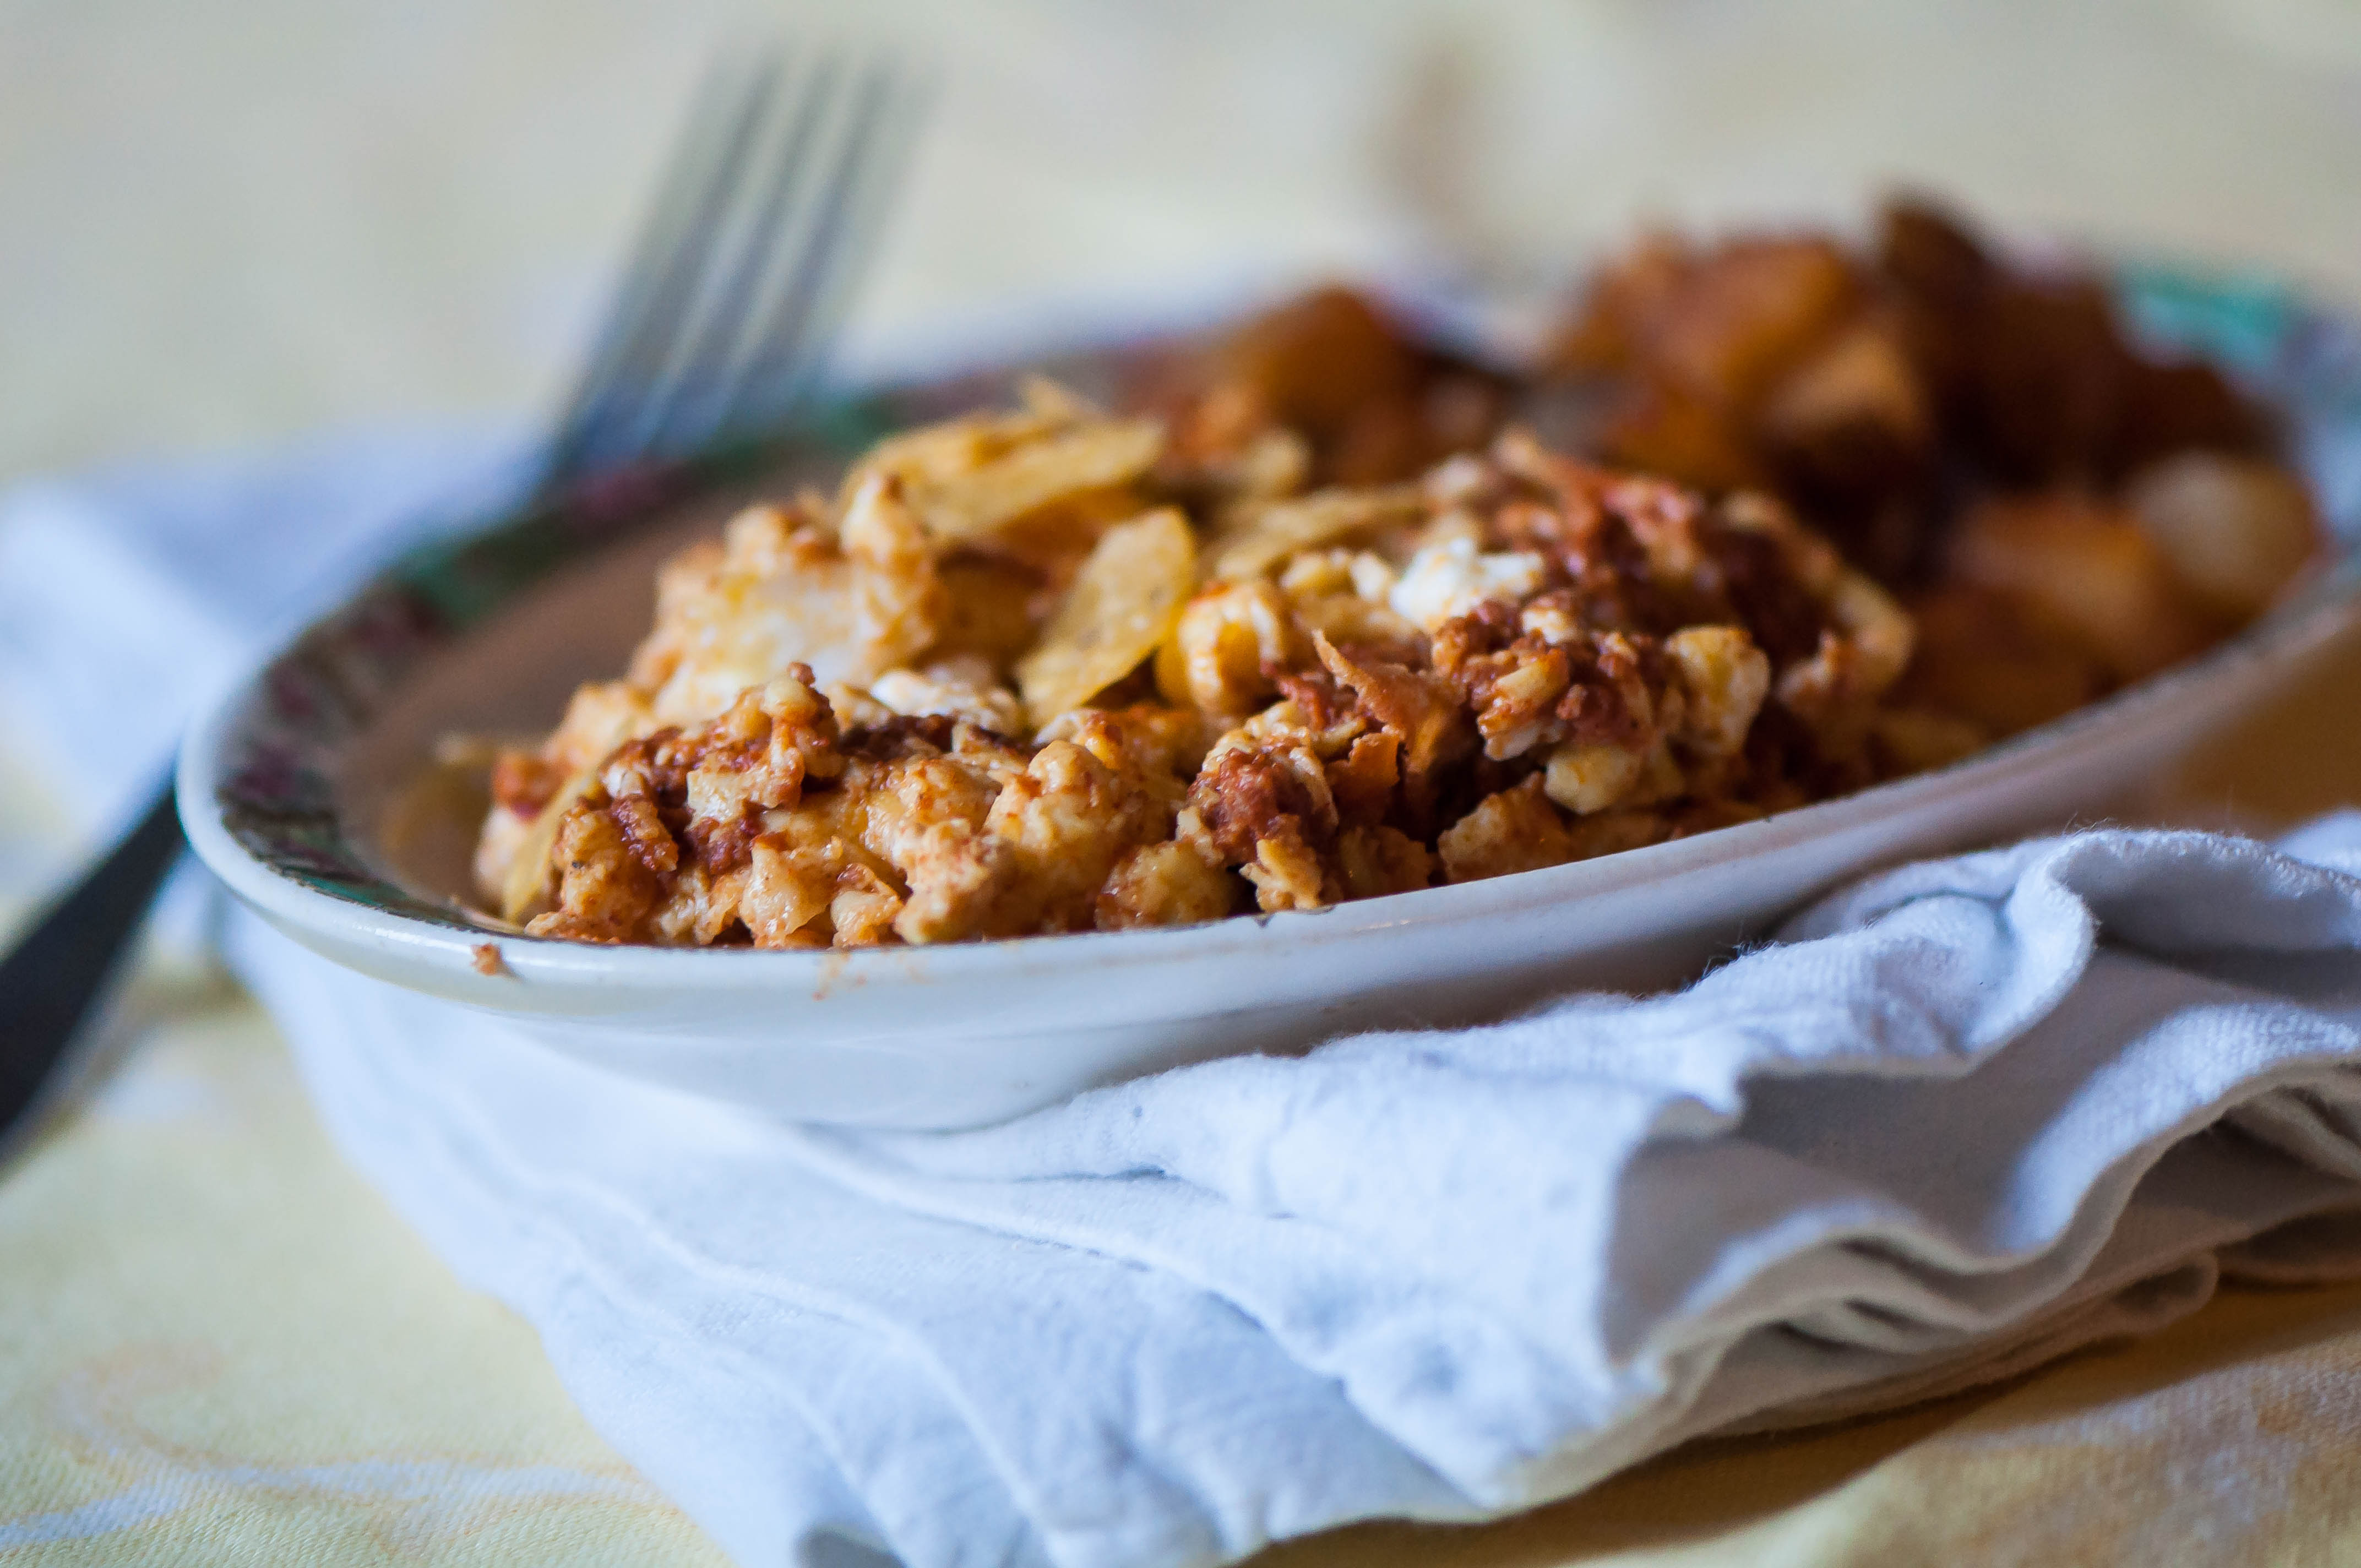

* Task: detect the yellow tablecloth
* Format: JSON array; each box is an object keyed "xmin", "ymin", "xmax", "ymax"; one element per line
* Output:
[
  {"xmin": 8, "ymin": 3, "xmax": 2361, "ymax": 1560},
  {"xmin": 4, "ymin": 624, "xmax": 2359, "ymax": 1566}
]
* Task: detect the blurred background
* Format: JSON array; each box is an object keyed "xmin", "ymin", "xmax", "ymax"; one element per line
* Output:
[{"xmin": 4, "ymin": 0, "xmax": 2360, "ymax": 482}]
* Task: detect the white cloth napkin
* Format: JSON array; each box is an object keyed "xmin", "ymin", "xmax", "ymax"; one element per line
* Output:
[
  {"xmin": 224, "ymin": 824, "xmax": 2361, "ymax": 1568},
  {"xmin": 10, "ymin": 434, "xmax": 2361, "ymax": 1568}
]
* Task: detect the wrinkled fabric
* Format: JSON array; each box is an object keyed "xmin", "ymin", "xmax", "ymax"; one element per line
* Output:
[{"xmin": 231, "ymin": 817, "xmax": 2361, "ymax": 1568}]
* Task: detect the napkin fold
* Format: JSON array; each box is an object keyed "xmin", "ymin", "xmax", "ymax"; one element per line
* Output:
[
  {"xmin": 9, "ymin": 431, "xmax": 2361, "ymax": 1568},
  {"xmin": 226, "ymin": 823, "xmax": 2361, "ymax": 1568}
]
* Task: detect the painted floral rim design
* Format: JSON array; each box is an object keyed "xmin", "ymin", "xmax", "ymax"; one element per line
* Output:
[{"xmin": 205, "ymin": 268, "xmax": 2361, "ymax": 937}]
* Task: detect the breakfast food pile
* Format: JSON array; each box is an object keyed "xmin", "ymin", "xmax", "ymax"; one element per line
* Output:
[{"xmin": 476, "ymin": 198, "xmax": 2324, "ymax": 949}]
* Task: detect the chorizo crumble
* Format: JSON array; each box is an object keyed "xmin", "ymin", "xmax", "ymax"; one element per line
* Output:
[{"xmin": 476, "ymin": 196, "xmax": 2324, "ymax": 949}]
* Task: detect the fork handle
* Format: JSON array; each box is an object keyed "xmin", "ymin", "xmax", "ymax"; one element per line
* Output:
[{"xmin": 0, "ymin": 781, "xmax": 185, "ymax": 1139}]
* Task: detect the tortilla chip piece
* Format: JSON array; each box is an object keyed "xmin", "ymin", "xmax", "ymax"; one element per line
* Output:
[
  {"xmin": 1205, "ymin": 484, "xmax": 1423, "ymax": 581},
  {"xmin": 500, "ymin": 763, "xmax": 601, "ymax": 923},
  {"xmin": 1016, "ymin": 508, "xmax": 1197, "ymax": 725},
  {"xmin": 863, "ymin": 409, "xmax": 1165, "ymax": 546}
]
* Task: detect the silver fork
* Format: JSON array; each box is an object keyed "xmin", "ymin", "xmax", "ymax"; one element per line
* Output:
[
  {"xmin": 0, "ymin": 44, "xmax": 924, "ymax": 1152},
  {"xmin": 542, "ymin": 47, "xmax": 924, "ymax": 488}
]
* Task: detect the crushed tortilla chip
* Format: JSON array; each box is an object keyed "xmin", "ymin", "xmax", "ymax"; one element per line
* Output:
[
  {"xmin": 852, "ymin": 384, "xmax": 1165, "ymax": 546},
  {"xmin": 1205, "ymin": 485, "xmax": 1423, "ymax": 582},
  {"xmin": 1016, "ymin": 508, "xmax": 1196, "ymax": 725},
  {"xmin": 500, "ymin": 763, "xmax": 600, "ymax": 923}
]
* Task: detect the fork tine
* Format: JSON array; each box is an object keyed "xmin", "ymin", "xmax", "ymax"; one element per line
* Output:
[
  {"xmin": 537, "ymin": 50, "xmax": 784, "ymax": 491},
  {"xmin": 704, "ymin": 55, "xmax": 924, "ymax": 450},
  {"xmin": 639, "ymin": 51, "xmax": 846, "ymax": 461},
  {"xmin": 565, "ymin": 53, "xmax": 781, "ymax": 473},
  {"xmin": 540, "ymin": 42, "xmax": 920, "ymax": 493},
  {"xmin": 763, "ymin": 63, "xmax": 931, "ymax": 422}
]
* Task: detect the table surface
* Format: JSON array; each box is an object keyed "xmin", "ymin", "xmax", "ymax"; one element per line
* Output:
[{"xmin": 7, "ymin": 1, "xmax": 2361, "ymax": 1562}]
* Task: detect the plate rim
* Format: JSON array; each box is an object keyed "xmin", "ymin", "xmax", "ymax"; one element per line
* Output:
[{"xmin": 177, "ymin": 263, "xmax": 2361, "ymax": 992}]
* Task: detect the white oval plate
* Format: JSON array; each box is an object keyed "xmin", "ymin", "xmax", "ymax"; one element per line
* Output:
[{"xmin": 179, "ymin": 273, "xmax": 2361, "ymax": 1128}]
